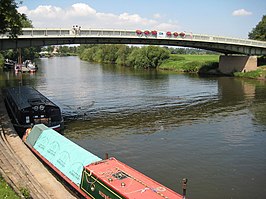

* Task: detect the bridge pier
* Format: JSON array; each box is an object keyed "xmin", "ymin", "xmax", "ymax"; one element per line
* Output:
[{"xmin": 219, "ymin": 55, "xmax": 257, "ymax": 74}]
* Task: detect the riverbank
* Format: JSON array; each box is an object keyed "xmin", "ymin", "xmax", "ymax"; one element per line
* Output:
[
  {"xmin": 159, "ymin": 54, "xmax": 266, "ymax": 80},
  {"xmin": 234, "ymin": 65, "xmax": 266, "ymax": 80},
  {"xmin": 159, "ymin": 54, "xmax": 219, "ymax": 73},
  {"xmin": 0, "ymin": 175, "xmax": 19, "ymax": 198}
]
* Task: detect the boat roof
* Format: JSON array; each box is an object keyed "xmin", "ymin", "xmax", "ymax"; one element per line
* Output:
[
  {"xmin": 5, "ymin": 86, "xmax": 59, "ymax": 110},
  {"xmin": 25, "ymin": 124, "xmax": 102, "ymax": 186}
]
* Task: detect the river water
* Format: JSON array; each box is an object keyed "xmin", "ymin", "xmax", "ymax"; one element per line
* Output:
[{"xmin": 1, "ymin": 56, "xmax": 266, "ymax": 199}]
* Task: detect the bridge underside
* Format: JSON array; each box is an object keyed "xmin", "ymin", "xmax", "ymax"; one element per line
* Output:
[{"xmin": 1, "ymin": 37, "xmax": 266, "ymax": 55}]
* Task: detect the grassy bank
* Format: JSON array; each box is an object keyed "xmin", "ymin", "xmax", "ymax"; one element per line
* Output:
[
  {"xmin": 234, "ymin": 66, "xmax": 266, "ymax": 80},
  {"xmin": 159, "ymin": 54, "xmax": 266, "ymax": 80},
  {"xmin": 159, "ymin": 54, "xmax": 219, "ymax": 73},
  {"xmin": 0, "ymin": 176, "xmax": 19, "ymax": 199}
]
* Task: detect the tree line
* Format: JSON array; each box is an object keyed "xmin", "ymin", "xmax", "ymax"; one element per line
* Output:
[{"xmin": 78, "ymin": 44, "xmax": 170, "ymax": 69}]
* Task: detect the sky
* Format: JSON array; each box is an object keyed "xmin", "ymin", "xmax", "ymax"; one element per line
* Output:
[{"xmin": 17, "ymin": 0, "xmax": 266, "ymax": 39}]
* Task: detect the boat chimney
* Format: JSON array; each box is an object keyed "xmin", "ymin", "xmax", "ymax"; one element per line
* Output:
[
  {"xmin": 182, "ymin": 178, "xmax": 188, "ymax": 199},
  {"xmin": 105, "ymin": 153, "xmax": 109, "ymax": 160}
]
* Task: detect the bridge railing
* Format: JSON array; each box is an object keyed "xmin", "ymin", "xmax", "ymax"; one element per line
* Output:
[
  {"xmin": 192, "ymin": 34, "xmax": 266, "ymax": 47},
  {"xmin": 1, "ymin": 28, "xmax": 266, "ymax": 48}
]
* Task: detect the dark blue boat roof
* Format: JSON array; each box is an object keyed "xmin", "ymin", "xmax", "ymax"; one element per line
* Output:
[{"xmin": 5, "ymin": 86, "xmax": 58, "ymax": 110}]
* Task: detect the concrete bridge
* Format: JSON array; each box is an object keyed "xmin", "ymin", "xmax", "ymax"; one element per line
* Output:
[{"xmin": 1, "ymin": 28, "xmax": 266, "ymax": 73}]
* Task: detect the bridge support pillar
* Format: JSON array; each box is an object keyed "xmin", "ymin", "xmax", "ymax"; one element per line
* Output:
[{"xmin": 219, "ymin": 55, "xmax": 257, "ymax": 74}]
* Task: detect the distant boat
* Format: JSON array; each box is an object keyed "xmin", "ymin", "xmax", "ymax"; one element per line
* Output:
[
  {"xmin": 25, "ymin": 60, "xmax": 38, "ymax": 73},
  {"xmin": 14, "ymin": 60, "xmax": 38, "ymax": 73},
  {"xmin": 14, "ymin": 64, "xmax": 22, "ymax": 73},
  {"xmin": 3, "ymin": 59, "xmax": 15, "ymax": 70}
]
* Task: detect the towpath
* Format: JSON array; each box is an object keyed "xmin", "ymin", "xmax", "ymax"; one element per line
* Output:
[{"xmin": 0, "ymin": 89, "xmax": 77, "ymax": 199}]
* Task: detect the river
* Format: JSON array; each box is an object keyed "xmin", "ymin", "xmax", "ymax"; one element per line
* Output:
[{"xmin": 1, "ymin": 56, "xmax": 266, "ymax": 199}]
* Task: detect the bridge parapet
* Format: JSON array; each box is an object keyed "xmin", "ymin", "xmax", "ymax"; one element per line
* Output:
[
  {"xmin": 8, "ymin": 28, "xmax": 265, "ymax": 48},
  {"xmin": 1, "ymin": 28, "xmax": 266, "ymax": 55}
]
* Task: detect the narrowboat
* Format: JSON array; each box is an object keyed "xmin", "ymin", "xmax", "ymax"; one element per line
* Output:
[
  {"xmin": 4, "ymin": 86, "xmax": 63, "ymax": 137},
  {"xmin": 23, "ymin": 124, "xmax": 185, "ymax": 199}
]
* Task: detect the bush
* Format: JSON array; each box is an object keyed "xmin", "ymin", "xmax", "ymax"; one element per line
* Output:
[
  {"xmin": 198, "ymin": 62, "xmax": 219, "ymax": 74},
  {"xmin": 183, "ymin": 61, "xmax": 201, "ymax": 72}
]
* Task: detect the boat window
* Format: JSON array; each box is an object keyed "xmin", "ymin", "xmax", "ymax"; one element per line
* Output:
[
  {"xmin": 26, "ymin": 116, "xmax": 30, "ymax": 123},
  {"xmin": 32, "ymin": 106, "xmax": 39, "ymax": 111}
]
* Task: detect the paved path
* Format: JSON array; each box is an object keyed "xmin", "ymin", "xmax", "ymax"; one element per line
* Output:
[{"xmin": 0, "ymin": 90, "xmax": 77, "ymax": 199}]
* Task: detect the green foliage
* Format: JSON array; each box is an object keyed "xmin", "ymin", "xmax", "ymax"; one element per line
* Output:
[
  {"xmin": 234, "ymin": 67, "xmax": 266, "ymax": 79},
  {"xmin": 21, "ymin": 17, "xmax": 33, "ymax": 28},
  {"xmin": 159, "ymin": 54, "xmax": 219, "ymax": 73},
  {"xmin": 116, "ymin": 45, "xmax": 131, "ymax": 65},
  {"xmin": 248, "ymin": 15, "xmax": 266, "ymax": 41},
  {"xmin": 79, "ymin": 46, "xmax": 220, "ymax": 74},
  {"xmin": 19, "ymin": 187, "xmax": 31, "ymax": 199},
  {"xmin": 198, "ymin": 62, "xmax": 219, "ymax": 74},
  {"xmin": 1, "ymin": 46, "xmax": 41, "ymax": 61},
  {"xmin": 168, "ymin": 55, "xmax": 186, "ymax": 61},
  {"xmin": 57, "ymin": 46, "xmax": 78, "ymax": 56},
  {"xmin": 183, "ymin": 61, "xmax": 202, "ymax": 72},
  {"xmin": 0, "ymin": 0, "xmax": 27, "ymax": 38},
  {"xmin": 0, "ymin": 53, "xmax": 4, "ymax": 67},
  {"xmin": 79, "ymin": 44, "xmax": 170, "ymax": 69},
  {"xmin": 0, "ymin": 176, "xmax": 20, "ymax": 199},
  {"xmin": 0, "ymin": 7, "xmax": 36, "ymax": 61}
]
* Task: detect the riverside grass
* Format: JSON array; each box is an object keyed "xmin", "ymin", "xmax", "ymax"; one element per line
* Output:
[
  {"xmin": 0, "ymin": 176, "xmax": 19, "ymax": 199},
  {"xmin": 159, "ymin": 54, "xmax": 266, "ymax": 80},
  {"xmin": 234, "ymin": 66, "xmax": 266, "ymax": 79},
  {"xmin": 159, "ymin": 54, "xmax": 219, "ymax": 72}
]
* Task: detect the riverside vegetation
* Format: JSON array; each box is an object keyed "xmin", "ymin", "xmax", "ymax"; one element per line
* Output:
[
  {"xmin": 78, "ymin": 44, "xmax": 219, "ymax": 71},
  {"xmin": 0, "ymin": 175, "xmax": 19, "ymax": 199},
  {"xmin": 78, "ymin": 44, "xmax": 266, "ymax": 79}
]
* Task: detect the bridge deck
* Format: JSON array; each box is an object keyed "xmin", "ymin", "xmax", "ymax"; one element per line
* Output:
[{"xmin": 1, "ymin": 28, "xmax": 266, "ymax": 55}]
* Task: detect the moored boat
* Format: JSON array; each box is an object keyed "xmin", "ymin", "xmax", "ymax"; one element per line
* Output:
[
  {"xmin": 14, "ymin": 64, "xmax": 22, "ymax": 73},
  {"xmin": 3, "ymin": 86, "xmax": 63, "ymax": 137},
  {"xmin": 23, "ymin": 124, "xmax": 185, "ymax": 199},
  {"xmin": 25, "ymin": 60, "xmax": 38, "ymax": 73},
  {"xmin": 3, "ymin": 59, "xmax": 16, "ymax": 70}
]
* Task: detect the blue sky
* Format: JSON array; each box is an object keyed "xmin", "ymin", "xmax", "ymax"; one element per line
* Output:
[{"xmin": 18, "ymin": 0, "xmax": 266, "ymax": 38}]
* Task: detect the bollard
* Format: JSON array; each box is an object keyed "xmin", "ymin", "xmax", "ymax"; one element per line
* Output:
[{"xmin": 105, "ymin": 153, "xmax": 109, "ymax": 160}]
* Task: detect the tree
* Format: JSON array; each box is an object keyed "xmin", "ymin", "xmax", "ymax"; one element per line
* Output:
[
  {"xmin": 127, "ymin": 46, "xmax": 170, "ymax": 69},
  {"xmin": 21, "ymin": 16, "xmax": 33, "ymax": 28},
  {"xmin": 0, "ymin": 0, "xmax": 27, "ymax": 38},
  {"xmin": 248, "ymin": 15, "xmax": 266, "ymax": 41},
  {"xmin": 116, "ymin": 45, "xmax": 131, "ymax": 65}
]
